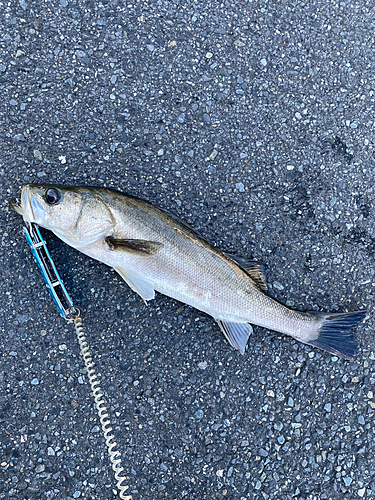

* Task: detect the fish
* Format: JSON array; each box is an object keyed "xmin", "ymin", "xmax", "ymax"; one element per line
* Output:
[{"xmin": 11, "ymin": 184, "xmax": 366, "ymax": 360}]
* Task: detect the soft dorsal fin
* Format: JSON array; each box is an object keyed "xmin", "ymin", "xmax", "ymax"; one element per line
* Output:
[
  {"xmin": 215, "ymin": 319, "xmax": 253, "ymax": 355},
  {"xmin": 225, "ymin": 253, "xmax": 267, "ymax": 292},
  {"xmin": 106, "ymin": 236, "xmax": 163, "ymax": 256}
]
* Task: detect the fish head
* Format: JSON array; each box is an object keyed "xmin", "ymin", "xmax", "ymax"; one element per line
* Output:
[{"xmin": 14, "ymin": 184, "xmax": 115, "ymax": 248}]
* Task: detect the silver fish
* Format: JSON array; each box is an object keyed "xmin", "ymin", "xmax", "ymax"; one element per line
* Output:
[{"xmin": 11, "ymin": 184, "xmax": 366, "ymax": 360}]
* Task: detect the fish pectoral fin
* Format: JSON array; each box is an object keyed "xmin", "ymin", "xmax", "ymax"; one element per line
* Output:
[
  {"xmin": 106, "ymin": 236, "xmax": 163, "ymax": 256},
  {"xmin": 225, "ymin": 253, "xmax": 267, "ymax": 292},
  {"xmin": 215, "ymin": 319, "xmax": 253, "ymax": 355},
  {"xmin": 115, "ymin": 267, "xmax": 155, "ymax": 302}
]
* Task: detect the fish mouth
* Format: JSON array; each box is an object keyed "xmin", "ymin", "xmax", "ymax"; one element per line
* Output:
[
  {"xmin": 10, "ymin": 198, "xmax": 23, "ymax": 215},
  {"xmin": 13, "ymin": 184, "xmax": 47, "ymax": 224},
  {"xmin": 9, "ymin": 184, "xmax": 30, "ymax": 217}
]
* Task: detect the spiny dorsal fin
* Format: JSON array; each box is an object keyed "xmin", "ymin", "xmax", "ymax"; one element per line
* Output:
[{"xmin": 225, "ymin": 253, "xmax": 267, "ymax": 292}]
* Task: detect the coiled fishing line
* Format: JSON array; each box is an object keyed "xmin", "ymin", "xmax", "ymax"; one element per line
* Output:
[{"xmin": 72, "ymin": 310, "xmax": 132, "ymax": 500}]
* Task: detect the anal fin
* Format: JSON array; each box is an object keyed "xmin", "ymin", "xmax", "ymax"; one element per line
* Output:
[
  {"xmin": 215, "ymin": 319, "xmax": 253, "ymax": 355},
  {"xmin": 115, "ymin": 267, "xmax": 155, "ymax": 302}
]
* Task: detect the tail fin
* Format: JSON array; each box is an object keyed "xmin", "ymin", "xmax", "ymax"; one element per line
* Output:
[{"xmin": 305, "ymin": 310, "xmax": 366, "ymax": 360}]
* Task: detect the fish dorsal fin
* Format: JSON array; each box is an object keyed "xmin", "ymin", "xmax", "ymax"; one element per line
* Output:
[
  {"xmin": 215, "ymin": 319, "xmax": 253, "ymax": 355},
  {"xmin": 225, "ymin": 253, "xmax": 267, "ymax": 292},
  {"xmin": 115, "ymin": 267, "xmax": 155, "ymax": 302},
  {"xmin": 106, "ymin": 236, "xmax": 163, "ymax": 256}
]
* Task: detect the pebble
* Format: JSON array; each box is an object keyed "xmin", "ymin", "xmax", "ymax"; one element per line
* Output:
[
  {"xmin": 194, "ymin": 409, "xmax": 203, "ymax": 420},
  {"xmin": 203, "ymin": 113, "xmax": 211, "ymax": 124},
  {"xmin": 260, "ymin": 58, "xmax": 267, "ymax": 66},
  {"xmin": 31, "ymin": 378, "xmax": 39, "ymax": 385},
  {"xmin": 235, "ymin": 182, "xmax": 245, "ymax": 192}
]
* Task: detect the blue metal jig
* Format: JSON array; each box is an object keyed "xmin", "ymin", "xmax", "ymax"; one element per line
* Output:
[{"xmin": 23, "ymin": 222, "xmax": 75, "ymax": 320}]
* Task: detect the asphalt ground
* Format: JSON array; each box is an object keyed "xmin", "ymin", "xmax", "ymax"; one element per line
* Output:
[{"xmin": 1, "ymin": 1, "xmax": 375, "ymax": 499}]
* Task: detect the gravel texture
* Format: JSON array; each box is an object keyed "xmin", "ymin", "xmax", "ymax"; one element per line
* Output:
[{"xmin": 1, "ymin": 1, "xmax": 375, "ymax": 499}]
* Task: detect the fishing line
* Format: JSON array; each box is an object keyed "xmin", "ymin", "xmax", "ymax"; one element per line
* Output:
[
  {"xmin": 70, "ymin": 308, "xmax": 131, "ymax": 500},
  {"xmin": 22, "ymin": 222, "xmax": 131, "ymax": 499}
]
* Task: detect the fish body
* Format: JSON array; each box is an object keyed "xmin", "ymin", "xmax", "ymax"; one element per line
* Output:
[{"xmin": 11, "ymin": 184, "xmax": 366, "ymax": 359}]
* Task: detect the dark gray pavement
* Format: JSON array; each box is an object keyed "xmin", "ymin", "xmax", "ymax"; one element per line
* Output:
[{"xmin": 1, "ymin": 1, "xmax": 375, "ymax": 499}]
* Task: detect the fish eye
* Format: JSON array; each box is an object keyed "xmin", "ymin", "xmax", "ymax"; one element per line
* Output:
[{"xmin": 45, "ymin": 188, "xmax": 61, "ymax": 205}]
